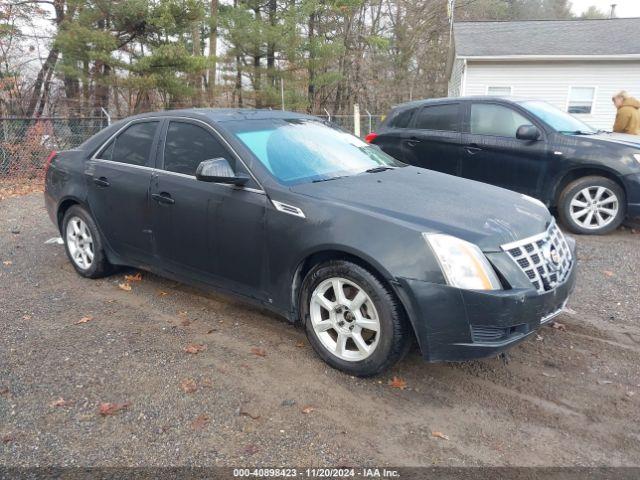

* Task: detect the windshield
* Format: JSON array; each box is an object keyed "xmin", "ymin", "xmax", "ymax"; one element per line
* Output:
[
  {"xmin": 519, "ymin": 100, "xmax": 597, "ymax": 134},
  {"xmin": 225, "ymin": 118, "xmax": 404, "ymax": 185}
]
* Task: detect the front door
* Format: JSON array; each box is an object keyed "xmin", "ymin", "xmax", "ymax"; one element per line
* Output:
[
  {"xmin": 86, "ymin": 120, "xmax": 160, "ymax": 263},
  {"xmin": 401, "ymin": 102, "xmax": 462, "ymax": 176},
  {"xmin": 460, "ymin": 102, "xmax": 549, "ymax": 197},
  {"xmin": 151, "ymin": 119, "xmax": 268, "ymax": 299}
]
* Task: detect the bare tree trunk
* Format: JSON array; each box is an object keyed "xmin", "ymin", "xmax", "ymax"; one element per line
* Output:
[
  {"xmin": 307, "ymin": 9, "xmax": 316, "ymax": 113},
  {"xmin": 266, "ymin": 0, "xmax": 276, "ymax": 95},
  {"xmin": 207, "ymin": 0, "xmax": 219, "ymax": 102},
  {"xmin": 235, "ymin": 55, "xmax": 243, "ymax": 107},
  {"xmin": 191, "ymin": 21, "xmax": 203, "ymax": 106},
  {"xmin": 26, "ymin": 49, "xmax": 59, "ymax": 117}
]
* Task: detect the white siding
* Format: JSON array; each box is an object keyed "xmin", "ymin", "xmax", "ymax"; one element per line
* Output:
[
  {"xmin": 462, "ymin": 60, "xmax": 640, "ymax": 130},
  {"xmin": 448, "ymin": 59, "xmax": 465, "ymax": 97}
]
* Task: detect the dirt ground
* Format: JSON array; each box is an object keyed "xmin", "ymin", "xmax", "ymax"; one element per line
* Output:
[{"xmin": 1, "ymin": 193, "xmax": 639, "ymax": 467}]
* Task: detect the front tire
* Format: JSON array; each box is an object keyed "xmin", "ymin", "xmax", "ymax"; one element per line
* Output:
[
  {"xmin": 299, "ymin": 260, "xmax": 411, "ymax": 377},
  {"xmin": 62, "ymin": 205, "xmax": 114, "ymax": 278},
  {"xmin": 558, "ymin": 176, "xmax": 625, "ymax": 235}
]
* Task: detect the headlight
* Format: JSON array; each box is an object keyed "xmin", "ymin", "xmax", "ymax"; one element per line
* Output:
[
  {"xmin": 633, "ymin": 153, "xmax": 640, "ymax": 164},
  {"xmin": 423, "ymin": 233, "xmax": 502, "ymax": 290}
]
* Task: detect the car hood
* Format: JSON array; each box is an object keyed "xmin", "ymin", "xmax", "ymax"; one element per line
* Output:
[
  {"xmin": 576, "ymin": 132, "xmax": 640, "ymax": 148},
  {"xmin": 291, "ymin": 167, "xmax": 551, "ymax": 251}
]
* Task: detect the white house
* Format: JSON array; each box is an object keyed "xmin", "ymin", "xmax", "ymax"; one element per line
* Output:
[{"xmin": 447, "ymin": 18, "xmax": 640, "ymax": 130}]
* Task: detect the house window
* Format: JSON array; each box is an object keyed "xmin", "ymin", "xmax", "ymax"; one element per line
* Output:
[
  {"xmin": 487, "ymin": 86, "xmax": 512, "ymax": 96},
  {"xmin": 568, "ymin": 87, "xmax": 596, "ymax": 114}
]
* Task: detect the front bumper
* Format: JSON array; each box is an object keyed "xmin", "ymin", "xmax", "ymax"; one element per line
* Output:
[{"xmin": 395, "ymin": 255, "xmax": 577, "ymax": 362}]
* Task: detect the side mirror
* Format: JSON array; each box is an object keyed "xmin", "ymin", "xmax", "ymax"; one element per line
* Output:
[
  {"xmin": 195, "ymin": 158, "xmax": 249, "ymax": 186},
  {"xmin": 516, "ymin": 124, "xmax": 541, "ymax": 141}
]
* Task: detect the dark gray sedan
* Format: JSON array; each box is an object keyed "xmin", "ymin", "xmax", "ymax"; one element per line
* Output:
[{"xmin": 44, "ymin": 109, "xmax": 576, "ymax": 376}]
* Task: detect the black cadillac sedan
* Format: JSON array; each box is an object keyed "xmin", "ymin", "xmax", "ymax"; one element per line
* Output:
[{"xmin": 44, "ymin": 109, "xmax": 576, "ymax": 376}]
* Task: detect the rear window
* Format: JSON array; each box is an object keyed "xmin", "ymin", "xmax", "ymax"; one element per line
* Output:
[
  {"xmin": 389, "ymin": 108, "xmax": 415, "ymax": 128},
  {"xmin": 414, "ymin": 104, "xmax": 460, "ymax": 132}
]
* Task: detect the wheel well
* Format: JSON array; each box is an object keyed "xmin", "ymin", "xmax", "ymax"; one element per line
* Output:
[
  {"xmin": 290, "ymin": 250, "xmax": 409, "ymax": 324},
  {"xmin": 56, "ymin": 199, "xmax": 80, "ymax": 232},
  {"xmin": 554, "ymin": 169, "xmax": 626, "ymax": 206}
]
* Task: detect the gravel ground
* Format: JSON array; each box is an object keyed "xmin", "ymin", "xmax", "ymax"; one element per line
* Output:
[{"xmin": 1, "ymin": 193, "xmax": 639, "ymax": 467}]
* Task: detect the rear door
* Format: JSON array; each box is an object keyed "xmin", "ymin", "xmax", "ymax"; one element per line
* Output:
[
  {"xmin": 401, "ymin": 102, "xmax": 462, "ymax": 176},
  {"xmin": 374, "ymin": 107, "xmax": 416, "ymax": 161},
  {"xmin": 460, "ymin": 102, "xmax": 549, "ymax": 196},
  {"xmin": 87, "ymin": 120, "xmax": 160, "ymax": 263},
  {"xmin": 151, "ymin": 119, "xmax": 269, "ymax": 299}
]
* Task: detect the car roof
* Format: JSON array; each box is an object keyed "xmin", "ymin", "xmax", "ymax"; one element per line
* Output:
[
  {"xmin": 391, "ymin": 96, "xmax": 537, "ymax": 111},
  {"xmin": 121, "ymin": 108, "xmax": 317, "ymax": 124}
]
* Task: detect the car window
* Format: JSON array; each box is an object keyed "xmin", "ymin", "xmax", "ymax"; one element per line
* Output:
[
  {"xmin": 413, "ymin": 104, "xmax": 459, "ymax": 132},
  {"xmin": 163, "ymin": 121, "xmax": 233, "ymax": 175},
  {"xmin": 106, "ymin": 121, "xmax": 159, "ymax": 166},
  {"xmin": 389, "ymin": 108, "xmax": 415, "ymax": 128},
  {"xmin": 470, "ymin": 104, "xmax": 531, "ymax": 138}
]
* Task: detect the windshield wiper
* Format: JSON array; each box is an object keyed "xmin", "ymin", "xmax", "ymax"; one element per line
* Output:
[
  {"xmin": 559, "ymin": 130, "xmax": 597, "ymax": 135},
  {"xmin": 363, "ymin": 166, "xmax": 395, "ymax": 173},
  {"xmin": 312, "ymin": 175, "xmax": 348, "ymax": 183}
]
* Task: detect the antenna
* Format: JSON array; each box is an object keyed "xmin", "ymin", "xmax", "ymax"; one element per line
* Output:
[{"xmin": 609, "ymin": 4, "xmax": 617, "ymax": 18}]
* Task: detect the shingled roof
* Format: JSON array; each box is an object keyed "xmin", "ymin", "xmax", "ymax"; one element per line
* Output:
[{"xmin": 453, "ymin": 18, "xmax": 640, "ymax": 57}]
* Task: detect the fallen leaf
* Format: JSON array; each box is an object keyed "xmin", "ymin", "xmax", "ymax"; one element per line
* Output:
[
  {"xmin": 551, "ymin": 321, "xmax": 566, "ymax": 331},
  {"xmin": 22, "ymin": 315, "xmax": 31, "ymax": 320},
  {"xmin": 2, "ymin": 260, "xmax": 12, "ymax": 266},
  {"xmin": 250, "ymin": 347, "xmax": 266, "ymax": 357},
  {"xmin": 180, "ymin": 318, "xmax": 191, "ymax": 326},
  {"xmin": 191, "ymin": 414, "xmax": 210, "ymax": 430},
  {"xmin": 158, "ymin": 290, "xmax": 168, "ymax": 296},
  {"xmin": 239, "ymin": 409, "xmax": 261, "ymax": 420},
  {"xmin": 206, "ymin": 329, "xmax": 217, "ymax": 334},
  {"xmin": 50, "ymin": 397, "xmax": 74, "ymax": 408},
  {"xmin": 74, "ymin": 315, "xmax": 93, "ymax": 325},
  {"xmin": 301, "ymin": 405, "xmax": 315, "ymax": 414},
  {"xmin": 98, "ymin": 402, "xmax": 130, "ymax": 416},
  {"xmin": 242, "ymin": 444, "xmax": 260, "ymax": 455},
  {"xmin": 124, "ymin": 272, "xmax": 143, "ymax": 282},
  {"xmin": 2, "ymin": 434, "xmax": 15, "ymax": 444},
  {"xmin": 201, "ymin": 378, "xmax": 214, "ymax": 388},
  {"xmin": 180, "ymin": 379, "xmax": 197, "ymax": 393},
  {"xmin": 0, "ymin": 387, "xmax": 9, "ymax": 395},
  {"xmin": 118, "ymin": 283, "xmax": 132, "ymax": 292},
  {"xmin": 388, "ymin": 376, "xmax": 407, "ymax": 390},
  {"xmin": 295, "ymin": 341, "xmax": 305, "ymax": 348},
  {"xmin": 432, "ymin": 431, "xmax": 449, "ymax": 441},
  {"xmin": 184, "ymin": 344, "xmax": 206, "ymax": 354},
  {"xmin": 603, "ymin": 271, "xmax": 615, "ymax": 277}
]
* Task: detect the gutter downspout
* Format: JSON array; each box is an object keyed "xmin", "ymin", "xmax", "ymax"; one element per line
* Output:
[{"xmin": 461, "ymin": 59, "xmax": 467, "ymax": 96}]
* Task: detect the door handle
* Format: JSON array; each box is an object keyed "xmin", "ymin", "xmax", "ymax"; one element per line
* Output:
[
  {"xmin": 151, "ymin": 193, "xmax": 175, "ymax": 205},
  {"xmin": 465, "ymin": 145, "xmax": 482, "ymax": 155},
  {"xmin": 405, "ymin": 137, "xmax": 421, "ymax": 148},
  {"xmin": 93, "ymin": 177, "xmax": 110, "ymax": 187}
]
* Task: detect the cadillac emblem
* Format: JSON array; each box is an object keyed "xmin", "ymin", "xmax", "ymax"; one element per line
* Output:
[{"xmin": 543, "ymin": 244, "xmax": 561, "ymax": 270}]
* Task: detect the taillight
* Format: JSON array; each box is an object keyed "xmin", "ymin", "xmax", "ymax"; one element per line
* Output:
[
  {"xmin": 44, "ymin": 150, "xmax": 57, "ymax": 178},
  {"xmin": 364, "ymin": 132, "xmax": 378, "ymax": 143}
]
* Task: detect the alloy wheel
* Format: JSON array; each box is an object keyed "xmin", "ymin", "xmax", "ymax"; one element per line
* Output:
[
  {"xmin": 569, "ymin": 186, "xmax": 619, "ymax": 230},
  {"xmin": 309, "ymin": 277, "xmax": 380, "ymax": 361},
  {"xmin": 66, "ymin": 216, "xmax": 94, "ymax": 270}
]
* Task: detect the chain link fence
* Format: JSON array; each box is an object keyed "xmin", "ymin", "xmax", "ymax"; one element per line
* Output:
[
  {"xmin": 0, "ymin": 117, "xmax": 109, "ymax": 180},
  {"xmin": 0, "ymin": 113, "xmax": 384, "ymax": 182}
]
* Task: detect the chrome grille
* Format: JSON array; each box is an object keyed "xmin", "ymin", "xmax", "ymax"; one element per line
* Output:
[{"xmin": 502, "ymin": 220, "xmax": 573, "ymax": 293}]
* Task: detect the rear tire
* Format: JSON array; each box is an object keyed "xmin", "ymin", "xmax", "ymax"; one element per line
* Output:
[
  {"xmin": 62, "ymin": 205, "xmax": 114, "ymax": 278},
  {"xmin": 299, "ymin": 260, "xmax": 411, "ymax": 377},
  {"xmin": 558, "ymin": 176, "xmax": 625, "ymax": 235}
]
